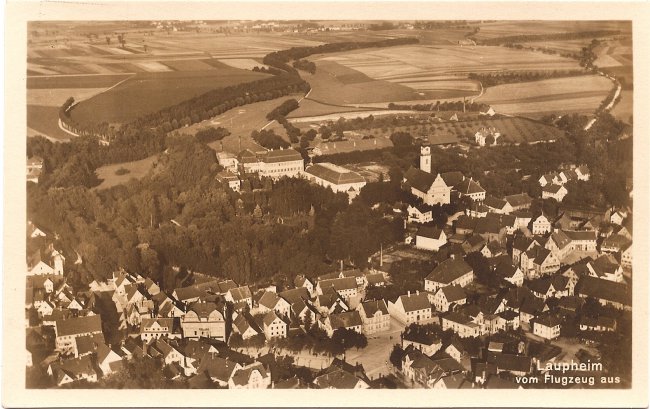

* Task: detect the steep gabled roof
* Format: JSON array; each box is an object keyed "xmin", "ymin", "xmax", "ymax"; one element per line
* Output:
[
  {"xmin": 575, "ymin": 276, "xmax": 630, "ymax": 306},
  {"xmin": 359, "ymin": 300, "xmax": 389, "ymax": 318},
  {"xmin": 504, "ymin": 193, "xmax": 532, "ymax": 208},
  {"xmin": 329, "ymin": 310, "xmax": 363, "ymax": 329},
  {"xmin": 440, "ymin": 285, "xmax": 467, "ymax": 303},
  {"xmin": 417, "ymin": 226, "xmax": 445, "ymax": 240},
  {"xmin": 457, "ymin": 178, "xmax": 485, "ymax": 195},
  {"xmin": 440, "ymin": 171, "xmax": 465, "ymax": 188},
  {"xmin": 399, "ymin": 292, "xmax": 431, "ymax": 312},
  {"xmin": 404, "ymin": 166, "xmax": 437, "ymax": 193},
  {"xmin": 426, "ymin": 258, "xmax": 473, "ymax": 284},
  {"xmin": 56, "ymin": 315, "xmax": 102, "ymax": 337}
]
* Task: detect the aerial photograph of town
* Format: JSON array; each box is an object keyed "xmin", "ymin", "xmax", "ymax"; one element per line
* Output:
[{"xmin": 24, "ymin": 18, "xmax": 634, "ymax": 390}]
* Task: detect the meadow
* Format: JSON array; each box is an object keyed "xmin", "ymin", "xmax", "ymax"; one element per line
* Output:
[
  {"xmin": 611, "ymin": 90, "xmax": 633, "ymax": 125},
  {"xmin": 477, "ymin": 75, "xmax": 614, "ymax": 118},
  {"xmin": 471, "ymin": 21, "xmax": 631, "ymax": 41},
  {"xmin": 27, "ymin": 105, "xmax": 74, "ymax": 140},
  {"xmin": 304, "ymin": 44, "xmax": 581, "ymax": 109},
  {"xmin": 93, "ymin": 155, "xmax": 159, "ymax": 190},
  {"xmin": 69, "ymin": 68, "xmax": 270, "ymax": 125}
]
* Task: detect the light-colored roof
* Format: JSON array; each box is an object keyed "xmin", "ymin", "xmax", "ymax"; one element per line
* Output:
[{"xmin": 306, "ymin": 163, "xmax": 365, "ymax": 185}]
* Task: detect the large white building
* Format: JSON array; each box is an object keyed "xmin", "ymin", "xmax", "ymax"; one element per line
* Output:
[
  {"xmin": 304, "ymin": 162, "xmax": 366, "ymax": 200},
  {"xmin": 258, "ymin": 148, "xmax": 304, "ymax": 179},
  {"xmin": 235, "ymin": 148, "xmax": 304, "ymax": 179}
]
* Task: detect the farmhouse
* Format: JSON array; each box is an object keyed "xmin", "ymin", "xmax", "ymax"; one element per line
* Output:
[
  {"xmin": 532, "ymin": 314, "xmax": 562, "ymax": 340},
  {"xmin": 432, "ymin": 285, "xmax": 467, "ymax": 312},
  {"xmin": 55, "ymin": 315, "xmax": 103, "ymax": 354},
  {"xmin": 441, "ymin": 312, "xmax": 480, "ymax": 338},
  {"xmin": 317, "ymin": 277, "xmax": 358, "ymax": 301},
  {"xmin": 483, "ymin": 196, "xmax": 511, "ymax": 214},
  {"xmin": 257, "ymin": 291, "xmax": 292, "ymax": 317},
  {"xmin": 542, "ymin": 184, "xmax": 568, "ymax": 202},
  {"xmin": 532, "ymin": 213, "xmax": 552, "ymax": 235},
  {"xmin": 587, "ymin": 254, "xmax": 624, "ymax": 283},
  {"xmin": 407, "ymin": 204, "xmax": 433, "ymax": 224},
  {"xmin": 424, "ymin": 257, "xmax": 474, "ymax": 293},
  {"xmin": 304, "ymin": 162, "xmax": 366, "ymax": 200},
  {"xmin": 457, "ymin": 178, "xmax": 486, "ymax": 201},
  {"xmin": 387, "ymin": 291, "xmax": 432, "ymax": 325},
  {"xmin": 575, "ymin": 276, "xmax": 631, "ymax": 310},
  {"xmin": 504, "ymin": 193, "xmax": 533, "ymax": 211},
  {"xmin": 564, "ymin": 230, "xmax": 598, "ymax": 252},
  {"xmin": 262, "ymin": 311, "xmax": 288, "ymax": 339},
  {"xmin": 415, "ymin": 226, "xmax": 447, "ymax": 251},
  {"xmin": 323, "ymin": 310, "xmax": 363, "ymax": 337}
]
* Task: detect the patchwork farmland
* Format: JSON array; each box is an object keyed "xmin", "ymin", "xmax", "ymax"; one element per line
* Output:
[{"xmin": 477, "ymin": 75, "xmax": 615, "ymax": 118}]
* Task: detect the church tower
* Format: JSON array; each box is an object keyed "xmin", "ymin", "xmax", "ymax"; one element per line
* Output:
[{"xmin": 420, "ymin": 146, "xmax": 431, "ymax": 173}]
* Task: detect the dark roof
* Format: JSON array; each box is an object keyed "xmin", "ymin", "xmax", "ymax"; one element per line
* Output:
[
  {"xmin": 404, "ymin": 167, "xmax": 437, "ymax": 192},
  {"xmin": 365, "ymin": 273, "xmax": 386, "ymax": 285},
  {"xmin": 417, "ymin": 226, "xmax": 445, "ymax": 240},
  {"xmin": 197, "ymin": 354, "xmax": 239, "ymax": 382},
  {"xmin": 575, "ymin": 276, "xmax": 630, "ymax": 306},
  {"xmin": 359, "ymin": 300, "xmax": 388, "ymax": 318},
  {"xmin": 399, "ymin": 292, "xmax": 431, "ymax": 312},
  {"xmin": 228, "ymin": 286, "xmax": 252, "ymax": 302},
  {"xmin": 457, "ymin": 178, "xmax": 485, "ymax": 195},
  {"xmin": 305, "ymin": 163, "xmax": 365, "ymax": 185},
  {"xmin": 491, "ymin": 352, "xmax": 532, "ymax": 373},
  {"xmin": 533, "ymin": 314, "xmax": 562, "ymax": 328},
  {"xmin": 542, "ymin": 184, "xmax": 565, "ymax": 194},
  {"xmin": 262, "ymin": 149, "xmax": 303, "ymax": 163},
  {"xmin": 187, "ymin": 301, "xmax": 222, "ymax": 319},
  {"xmin": 440, "ymin": 285, "xmax": 467, "ymax": 303},
  {"xmin": 259, "ymin": 291, "xmax": 283, "ymax": 309},
  {"xmin": 442, "ymin": 311, "xmax": 476, "ymax": 326},
  {"xmin": 504, "ymin": 193, "xmax": 532, "ymax": 208},
  {"xmin": 455, "ymin": 215, "xmax": 478, "ymax": 231},
  {"xmin": 549, "ymin": 230, "xmax": 571, "ymax": 249},
  {"xmin": 474, "ymin": 217, "xmax": 502, "ymax": 235},
  {"xmin": 426, "ymin": 257, "xmax": 473, "ymax": 284},
  {"xmin": 56, "ymin": 315, "xmax": 102, "ymax": 337},
  {"xmin": 484, "ymin": 196, "xmax": 508, "ymax": 210},
  {"xmin": 279, "ymin": 287, "xmax": 310, "ymax": 305},
  {"xmin": 329, "ymin": 310, "xmax": 363, "ymax": 329},
  {"xmin": 440, "ymin": 171, "xmax": 465, "ymax": 188},
  {"xmin": 319, "ymin": 277, "xmax": 357, "ymax": 292}
]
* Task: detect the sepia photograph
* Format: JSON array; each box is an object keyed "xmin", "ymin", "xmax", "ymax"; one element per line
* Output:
[{"xmin": 3, "ymin": 1, "xmax": 649, "ymax": 407}]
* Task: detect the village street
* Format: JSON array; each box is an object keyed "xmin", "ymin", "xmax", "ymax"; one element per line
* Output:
[{"xmin": 344, "ymin": 317, "xmax": 406, "ymax": 379}]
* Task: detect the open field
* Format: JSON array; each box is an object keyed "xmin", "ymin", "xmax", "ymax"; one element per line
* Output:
[
  {"xmin": 69, "ymin": 69, "xmax": 270, "ymax": 125},
  {"xmin": 176, "ymin": 95, "xmax": 303, "ymax": 154},
  {"xmin": 287, "ymin": 98, "xmax": 375, "ymax": 118},
  {"xmin": 93, "ymin": 155, "xmax": 159, "ymax": 190},
  {"xmin": 27, "ymin": 74, "xmax": 131, "ymax": 89},
  {"xmin": 304, "ymin": 60, "xmax": 427, "ymax": 105},
  {"xmin": 472, "ymin": 21, "xmax": 631, "ymax": 41},
  {"xmin": 305, "ymin": 44, "xmax": 581, "ymax": 107},
  {"xmin": 27, "ymin": 88, "xmax": 108, "ymax": 107},
  {"xmin": 611, "ymin": 90, "xmax": 633, "ymax": 125},
  {"xmin": 477, "ymin": 75, "xmax": 614, "ymax": 118},
  {"xmin": 26, "ymin": 105, "xmax": 73, "ymax": 140},
  {"xmin": 178, "ymin": 95, "xmax": 300, "ymax": 138}
]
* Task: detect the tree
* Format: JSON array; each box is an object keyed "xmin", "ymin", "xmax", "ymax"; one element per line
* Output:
[{"xmin": 389, "ymin": 344, "xmax": 405, "ymax": 369}]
